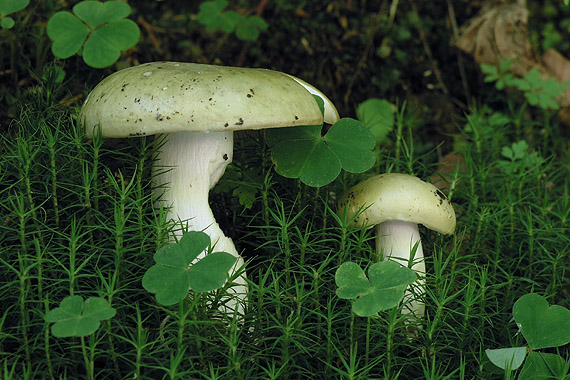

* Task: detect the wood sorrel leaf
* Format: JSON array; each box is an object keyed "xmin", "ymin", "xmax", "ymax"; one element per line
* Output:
[
  {"xmin": 83, "ymin": 19, "xmax": 140, "ymax": 68},
  {"xmin": 45, "ymin": 296, "xmax": 116, "ymax": 338},
  {"xmin": 485, "ymin": 347, "xmax": 527, "ymax": 371},
  {"xmin": 356, "ymin": 98, "xmax": 396, "ymax": 144},
  {"xmin": 142, "ymin": 231, "xmax": 237, "ymax": 306},
  {"xmin": 335, "ymin": 261, "xmax": 417, "ymax": 317},
  {"xmin": 268, "ymin": 118, "xmax": 375, "ymax": 187},
  {"xmin": 73, "ymin": 1, "xmax": 131, "ymax": 28},
  {"xmin": 47, "ymin": 12, "xmax": 90, "ymax": 58},
  {"xmin": 0, "ymin": 0, "xmax": 29, "ymax": 16},
  {"xmin": 513, "ymin": 293, "xmax": 570, "ymax": 350},
  {"xmin": 518, "ymin": 352, "xmax": 567, "ymax": 380},
  {"xmin": 46, "ymin": 1, "xmax": 140, "ymax": 68}
]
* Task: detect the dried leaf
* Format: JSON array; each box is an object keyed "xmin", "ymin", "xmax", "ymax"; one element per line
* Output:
[{"xmin": 455, "ymin": 1, "xmax": 537, "ymax": 76}]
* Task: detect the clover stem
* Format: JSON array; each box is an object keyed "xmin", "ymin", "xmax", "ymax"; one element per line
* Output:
[
  {"xmin": 80, "ymin": 336, "xmax": 94, "ymax": 380},
  {"xmin": 154, "ymin": 131, "xmax": 247, "ymax": 316}
]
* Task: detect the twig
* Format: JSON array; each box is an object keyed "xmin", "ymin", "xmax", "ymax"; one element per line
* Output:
[
  {"xmin": 446, "ymin": 0, "xmax": 472, "ymax": 108},
  {"xmin": 410, "ymin": 0, "xmax": 449, "ymax": 95}
]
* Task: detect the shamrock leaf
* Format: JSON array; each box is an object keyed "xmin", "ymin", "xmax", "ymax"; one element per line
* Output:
[
  {"xmin": 268, "ymin": 100, "xmax": 376, "ymax": 187},
  {"xmin": 73, "ymin": 0, "xmax": 131, "ymax": 28},
  {"xmin": 197, "ymin": 0, "xmax": 238, "ymax": 33},
  {"xmin": 0, "ymin": 0, "xmax": 29, "ymax": 29},
  {"xmin": 485, "ymin": 347, "xmax": 527, "ymax": 371},
  {"xmin": 197, "ymin": 0, "xmax": 267, "ymax": 41},
  {"xmin": 142, "ymin": 231, "xmax": 237, "ymax": 306},
  {"xmin": 46, "ymin": 1, "xmax": 140, "ymax": 68},
  {"xmin": 513, "ymin": 293, "xmax": 570, "ymax": 350},
  {"xmin": 235, "ymin": 16, "xmax": 268, "ymax": 41},
  {"xmin": 335, "ymin": 261, "xmax": 417, "ymax": 317},
  {"xmin": 518, "ymin": 352, "xmax": 567, "ymax": 380},
  {"xmin": 45, "ymin": 296, "xmax": 116, "ymax": 338},
  {"xmin": 356, "ymin": 98, "xmax": 395, "ymax": 144}
]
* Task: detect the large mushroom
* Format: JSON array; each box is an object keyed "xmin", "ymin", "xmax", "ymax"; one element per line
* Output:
[
  {"xmin": 79, "ymin": 62, "xmax": 339, "ymax": 315},
  {"xmin": 338, "ymin": 173, "xmax": 456, "ymax": 317}
]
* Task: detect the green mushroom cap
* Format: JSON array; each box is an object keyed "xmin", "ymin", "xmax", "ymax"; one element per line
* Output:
[{"xmin": 79, "ymin": 62, "xmax": 339, "ymax": 138}]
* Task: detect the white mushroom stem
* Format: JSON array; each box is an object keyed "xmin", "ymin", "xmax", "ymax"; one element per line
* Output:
[
  {"xmin": 154, "ymin": 131, "xmax": 247, "ymax": 316},
  {"xmin": 376, "ymin": 220, "xmax": 426, "ymax": 318}
]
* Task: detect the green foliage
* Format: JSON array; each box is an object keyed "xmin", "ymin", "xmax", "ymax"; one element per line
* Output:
[
  {"xmin": 373, "ymin": 12, "xmax": 421, "ymax": 92},
  {"xmin": 267, "ymin": 97, "xmax": 376, "ymax": 187},
  {"xmin": 481, "ymin": 60, "xmax": 568, "ymax": 110},
  {"xmin": 0, "ymin": 0, "xmax": 29, "ymax": 29},
  {"xmin": 197, "ymin": 0, "xmax": 268, "ymax": 41},
  {"xmin": 522, "ymin": 68, "xmax": 567, "ymax": 109},
  {"xmin": 46, "ymin": 0, "xmax": 140, "ymax": 68},
  {"xmin": 485, "ymin": 294, "xmax": 570, "ymax": 377},
  {"xmin": 45, "ymin": 296, "xmax": 116, "ymax": 338},
  {"xmin": 481, "ymin": 59, "xmax": 517, "ymax": 91},
  {"xmin": 356, "ymin": 98, "xmax": 396, "ymax": 144},
  {"xmin": 142, "ymin": 231, "xmax": 237, "ymax": 306},
  {"xmin": 541, "ymin": 21, "xmax": 564, "ymax": 50},
  {"xmin": 4, "ymin": 3, "xmax": 570, "ymax": 377},
  {"xmin": 497, "ymin": 140, "xmax": 545, "ymax": 176},
  {"xmin": 335, "ymin": 261, "xmax": 417, "ymax": 317},
  {"xmin": 214, "ymin": 164, "xmax": 263, "ymax": 210}
]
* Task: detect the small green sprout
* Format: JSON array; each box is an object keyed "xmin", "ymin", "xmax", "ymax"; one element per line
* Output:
[
  {"xmin": 521, "ymin": 68, "xmax": 567, "ymax": 110},
  {"xmin": 496, "ymin": 140, "xmax": 545, "ymax": 176},
  {"xmin": 481, "ymin": 59, "xmax": 516, "ymax": 91},
  {"xmin": 482, "ymin": 59, "xmax": 568, "ymax": 110},
  {"xmin": 335, "ymin": 261, "xmax": 417, "ymax": 317},
  {"xmin": 46, "ymin": 0, "xmax": 140, "ymax": 68},
  {"xmin": 142, "ymin": 231, "xmax": 237, "ymax": 306},
  {"xmin": 45, "ymin": 296, "xmax": 116, "ymax": 338},
  {"xmin": 267, "ymin": 97, "xmax": 376, "ymax": 187},
  {"xmin": 485, "ymin": 293, "xmax": 570, "ymax": 377},
  {"xmin": 356, "ymin": 98, "xmax": 396, "ymax": 144},
  {"xmin": 0, "ymin": 0, "xmax": 29, "ymax": 29}
]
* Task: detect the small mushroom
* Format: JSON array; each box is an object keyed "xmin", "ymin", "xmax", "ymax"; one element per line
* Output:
[
  {"xmin": 79, "ymin": 62, "xmax": 339, "ymax": 316},
  {"xmin": 338, "ymin": 173, "xmax": 456, "ymax": 317}
]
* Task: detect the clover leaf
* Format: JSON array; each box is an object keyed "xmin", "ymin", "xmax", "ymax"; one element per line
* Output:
[
  {"xmin": 197, "ymin": 0, "xmax": 238, "ymax": 33},
  {"xmin": 356, "ymin": 98, "xmax": 395, "ymax": 144},
  {"xmin": 0, "ymin": 0, "xmax": 29, "ymax": 29},
  {"xmin": 142, "ymin": 231, "xmax": 237, "ymax": 306},
  {"xmin": 45, "ymin": 296, "xmax": 116, "ymax": 338},
  {"xmin": 513, "ymin": 293, "xmax": 570, "ymax": 350},
  {"xmin": 46, "ymin": 0, "xmax": 140, "ymax": 68},
  {"xmin": 518, "ymin": 352, "xmax": 567, "ymax": 380},
  {"xmin": 267, "ymin": 97, "xmax": 375, "ymax": 187},
  {"xmin": 485, "ymin": 347, "xmax": 527, "ymax": 371},
  {"xmin": 235, "ymin": 16, "xmax": 268, "ymax": 41},
  {"xmin": 485, "ymin": 294, "xmax": 570, "ymax": 377},
  {"xmin": 335, "ymin": 261, "xmax": 417, "ymax": 317}
]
